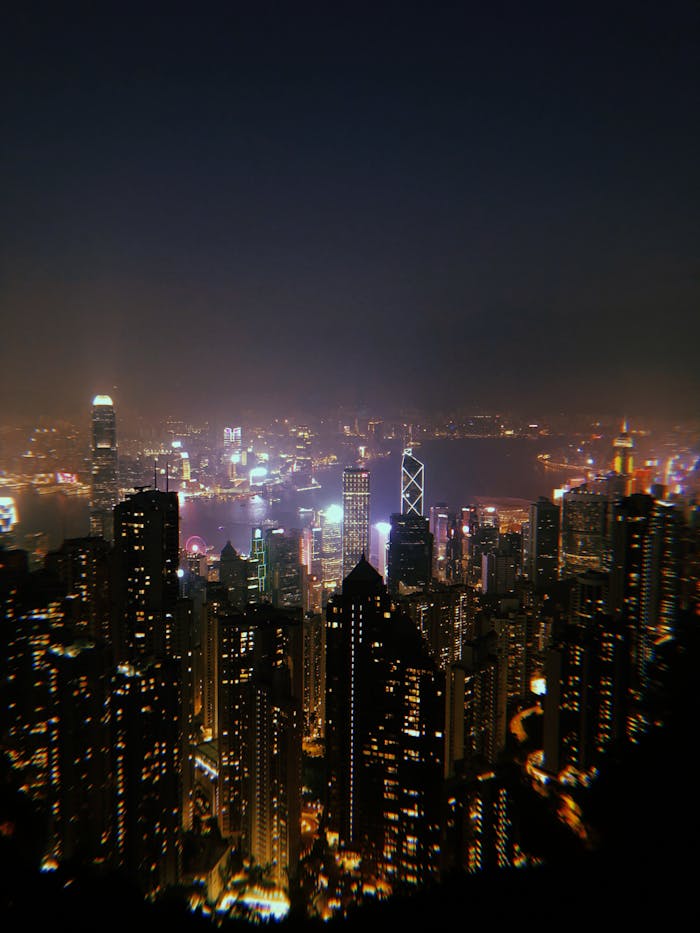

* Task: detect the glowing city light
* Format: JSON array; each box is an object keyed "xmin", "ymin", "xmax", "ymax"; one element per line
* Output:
[{"xmin": 324, "ymin": 504, "xmax": 343, "ymax": 524}]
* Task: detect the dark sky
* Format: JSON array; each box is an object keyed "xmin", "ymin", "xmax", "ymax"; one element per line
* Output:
[{"xmin": 2, "ymin": 1, "xmax": 698, "ymax": 425}]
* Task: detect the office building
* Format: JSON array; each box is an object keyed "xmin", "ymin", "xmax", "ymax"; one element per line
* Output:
[
  {"xmin": 342, "ymin": 468, "xmax": 370, "ymax": 578},
  {"xmin": 401, "ymin": 448, "xmax": 425, "ymax": 516},
  {"xmin": 89, "ymin": 395, "xmax": 119, "ymax": 542},
  {"xmin": 370, "ymin": 521, "xmax": 390, "ymax": 581},
  {"xmin": 320, "ymin": 505, "xmax": 343, "ymax": 591},
  {"xmin": 561, "ymin": 485, "xmax": 611, "ymax": 576},
  {"xmin": 266, "ymin": 527, "xmax": 304, "ymax": 609},
  {"xmin": 612, "ymin": 419, "xmax": 634, "ymax": 477},
  {"xmin": 527, "ymin": 497, "xmax": 560, "ymax": 589},
  {"xmin": 429, "ymin": 503, "xmax": 450, "ymax": 580},
  {"xmin": 387, "ymin": 512, "xmax": 433, "ymax": 595}
]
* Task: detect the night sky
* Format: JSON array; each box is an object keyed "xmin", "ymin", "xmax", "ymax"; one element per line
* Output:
[{"xmin": 2, "ymin": 2, "xmax": 698, "ymax": 425}]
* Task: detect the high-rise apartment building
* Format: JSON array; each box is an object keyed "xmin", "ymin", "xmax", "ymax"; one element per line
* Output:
[
  {"xmin": 89, "ymin": 395, "xmax": 119, "ymax": 542},
  {"xmin": 342, "ymin": 468, "xmax": 370, "ymax": 578},
  {"xmin": 46, "ymin": 639, "xmax": 112, "ymax": 866},
  {"xmin": 325, "ymin": 558, "xmax": 444, "ymax": 886},
  {"xmin": 112, "ymin": 488, "xmax": 180, "ymax": 661},
  {"xmin": 216, "ymin": 605, "xmax": 302, "ymax": 890},
  {"xmin": 44, "ymin": 536, "xmax": 112, "ymax": 642},
  {"xmin": 112, "ymin": 657, "xmax": 183, "ymax": 893}
]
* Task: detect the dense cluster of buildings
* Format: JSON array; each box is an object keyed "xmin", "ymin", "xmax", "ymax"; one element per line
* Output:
[{"xmin": 0, "ymin": 398, "xmax": 698, "ymax": 920}]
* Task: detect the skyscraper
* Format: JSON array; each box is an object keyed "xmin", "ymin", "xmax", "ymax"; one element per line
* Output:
[
  {"xmin": 401, "ymin": 448, "xmax": 424, "ymax": 516},
  {"xmin": 561, "ymin": 485, "xmax": 611, "ymax": 575},
  {"xmin": 429, "ymin": 503, "xmax": 450, "ymax": 579},
  {"xmin": 113, "ymin": 488, "xmax": 180, "ymax": 661},
  {"xmin": 89, "ymin": 395, "xmax": 119, "ymax": 542},
  {"xmin": 216, "ymin": 605, "xmax": 302, "ymax": 889},
  {"xmin": 320, "ymin": 505, "xmax": 343, "ymax": 591},
  {"xmin": 325, "ymin": 558, "xmax": 444, "ymax": 885},
  {"xmin": 342, "ymin": 467, "xmax": 370, "ymax": 577},
  {"xmin": 112, "ymin": 657, "xmax": 183, "ymax": 893},
  {"xmin": 266, "ymin": 527, "xmax": 304, "ymax": 608},
  {"xmin": 612, "ymin": 419, "xmax": 634, "ymax": 477},
  {"xmin": 527, "ymin": 497, "xmax": 560, "ymax": 589},
  {"xmin": 387, "ymin": 512, "xmax": 433, "ymax": 595}
]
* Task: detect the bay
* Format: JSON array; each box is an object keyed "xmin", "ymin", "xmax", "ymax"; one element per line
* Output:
[{"xmin": 11, "ymin": 437, "xmax": 573, "ymax": 557}]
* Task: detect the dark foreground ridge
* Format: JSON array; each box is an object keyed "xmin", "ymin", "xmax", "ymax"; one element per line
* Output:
[{"xmin": 2, "ymin": 619, "xmax": 696, "ymax": 933}]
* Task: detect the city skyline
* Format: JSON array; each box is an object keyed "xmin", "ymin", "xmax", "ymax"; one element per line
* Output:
[
  {"xmin": 1, "ymin": 4, "xmax": 698, "ymax": 923},
  {"xmin": 1, "ymin": 377, "xmax": 697, "ymax": 924},
  {"xmin": 2, "ymin": 2, "xmax": 699, "ymax": 424}
]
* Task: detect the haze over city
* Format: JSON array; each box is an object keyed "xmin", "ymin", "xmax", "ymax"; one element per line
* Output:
[
  {"xmin": 1, "ymin": 3, "xmax": 699, "ymax": 930},
  {"xmin": 2, "ymin": 2, "xmax": 699, "ymax": 424}
]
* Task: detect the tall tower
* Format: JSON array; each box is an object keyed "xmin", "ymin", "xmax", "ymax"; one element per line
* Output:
[
  {"xmin": 89, "ymin": 395, "xmax": 119, "ymax": 542},
  {"xmin": 342, "ymin": 467, "xmax": 371, "ymax": 577},
  {"xmin": 320, "ymin": 505, "xmax": 343, "ymax": 591},
  {"xmin": 112, "ymin": 658, "xmax": 183, "ymax": 893},
  {"xmin": 387, "ymin": 512, "xmax": 433, "ymax": 595},
  {"xmin": 113, "ymin": 488, "xmax": 180, "ymax": 661},
  {"xmin": 527, "ymin": 497, "xmax": 560, "ymax": 589},
  {"xmin": 325, "ymin": 558, "xmax": 444, "ymax": 885},
  {"xmin": 613, "ymin": 419, "xmax": 634, "ymax": 477},
  {"xmin": 216, "ymin": 605, "xmax": 302, "ymax": 890},
  {"xmin": 401, "ymin": 448, "xmax": 424, "ymax": 516},
  {"xmin": 429, "ymin": 503, "xmax": 450, "ymax": 579}
]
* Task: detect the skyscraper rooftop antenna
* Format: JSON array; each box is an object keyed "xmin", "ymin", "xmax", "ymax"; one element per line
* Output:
[
  {"xmin": 154, "ymin": 460, "xmax": 158, "ymax": 490},
  {"xmin": 165, "ymin": 460, "xmax": 169, "ymax": 493}
]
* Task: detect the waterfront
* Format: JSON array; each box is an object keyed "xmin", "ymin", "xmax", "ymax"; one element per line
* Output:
[{"xmin": 11, "ymin": 436, "xmax": 575, "ymax": 556}]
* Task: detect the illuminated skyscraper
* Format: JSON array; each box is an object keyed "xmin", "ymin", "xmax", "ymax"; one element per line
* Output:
[
  {"xmin": 216, "ymin": 605, "xmax": 302, "ymax": 890},
  {"xmin": 321, "ymin": 505, "xmax": 343, "ymax": 591},
  {"xmin": 401, "ymin": 448, "xmax": 424, "ymax": 516},
  {"xmin": 89, "ymin": 395, "xmax": 119, "ymax": 542},
  {"xmin": 266, "ymin": 527, "xmax": 304, "ymax": 608},
  {"xmin": 561, "ymin": 485, "xmax": 611, "ymax": 575},
  {"xmin": 370, "ymin": 521, "xmax": 391, "ymax": 580},
  {"xmin": 342, "ymin": 467, "xmax": 371, "ymax": 577},
  {"xmin": 429, "ymin": 503, "xmax": 450, "ymax": 579},
  {"xmin": 612, "ymin": 419, "xmax": 634, "ymax": 477},
  {"xmin": 45, "ymin": 639, "xmax": 112, "ymax": 866},
  {"xmin": 112, "ymin": 657, "xmax": 183, "ymax": 893},
  {"xmin": 325, "ymin": 558, "xmax": 444, "ymax": 885},
  {"xmin": 113, "ymin": 488, "xmax": 180, "ymax": 661}
]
